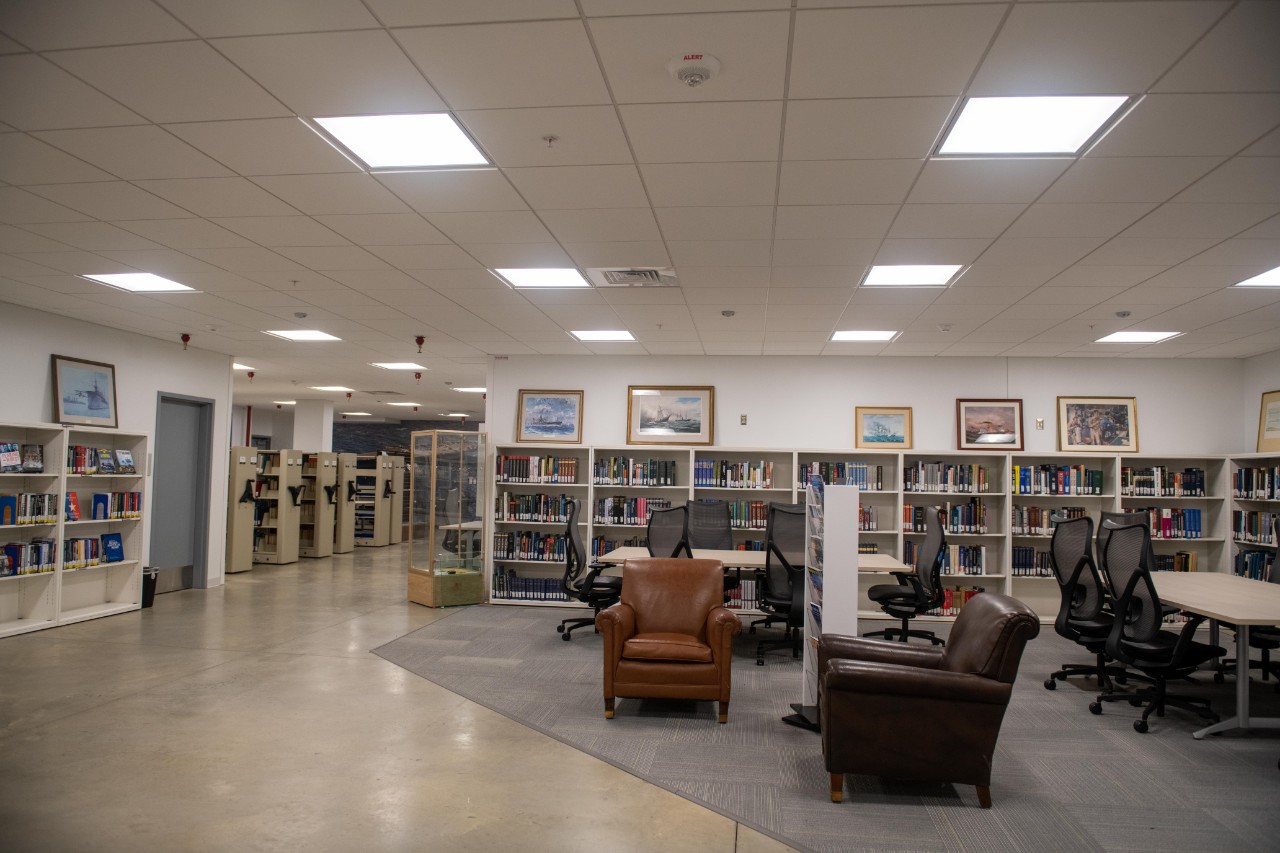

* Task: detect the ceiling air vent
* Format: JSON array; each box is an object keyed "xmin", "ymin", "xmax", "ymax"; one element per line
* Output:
[{"xmin": 586, "ymin": 267, "xmax": 680, "ymax": 288}]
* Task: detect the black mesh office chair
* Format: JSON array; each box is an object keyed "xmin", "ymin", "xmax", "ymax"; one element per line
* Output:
[
  {"xmin": 646, "ymin": 504, "xmax": 690, "ymax": 557},
  {"xmin": 750, "ymin": 503, "xmax": 805, "ymax": 665},
  {"xmin": 687, "ymin": 499, "xmax": 739, "ymax": 597},
  {"xmin": 1215, "ymin": 516, "xmax": 1280, "ymax": 690},
  {"xmin": 1044, "ymin": 514, "xmax": 1128, "ymax": 692},
  {"xmin": 1089, "ymin": 520, "xmax": 1224, "ymax": 732},
  {"xmin": 557, "ymin": 499, "xmax": 622, "ymax": 641},
  {"xmin": 864, "ymin": 506, "xmax": 947, "ymax": 645}
]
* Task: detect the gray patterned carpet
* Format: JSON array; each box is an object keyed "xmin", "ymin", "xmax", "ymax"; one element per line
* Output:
[{"xmin": 373, "ymin": 606, "xmax": 1280, "ymax": 853}]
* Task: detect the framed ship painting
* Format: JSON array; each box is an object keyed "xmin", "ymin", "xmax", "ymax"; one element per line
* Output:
[
  {"xmin": 52, "ymin": 354, "xmax": 119, "ymax": 429},
  {"xmin": 855, "ymin": 406, "xmax": 912, "ymax": 450},
  {"xmin": 1057, "ymin": 396, "xmax": 1137, "ymax": 452},
  {"xmin": 516, "ymin": 390, "xmax": 583, "ymax": 444},
  {"xmin": 957, "ymin": 399, "xmax": 1023, "ymax": 450},
  {"xmin": 627, "ymin": 385, "xmax": 714, "ymax": 446}
]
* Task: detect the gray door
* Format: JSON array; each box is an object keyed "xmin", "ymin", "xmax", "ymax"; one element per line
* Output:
[{"xmin": 151, "ymin": 394, "xmax": 212, "ymax": 592}]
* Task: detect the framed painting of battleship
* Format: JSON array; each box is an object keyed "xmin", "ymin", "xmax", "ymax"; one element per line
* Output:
[
  {"xmin": 855, "ymin": 406, "xmax": 912, "ymax": 450},
  {"xmin": 627, "ymin": 385, "xmax": 714, "ymax": 446},
  {"xmin": 516, "ymin": 389, "xmax": 583, "ymax": 444},
  {"xmin": 52, "ymin": 354, "xmax": 119, "ymax": 429},
  {"xmin": 957, "ymin": 398, "xmax": 1023, "ymax": 450}
]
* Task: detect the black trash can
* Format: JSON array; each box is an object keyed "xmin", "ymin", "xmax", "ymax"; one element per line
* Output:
[{"xmin": 141, "ymin": 567, "xmax": 158, "ymax": 608}]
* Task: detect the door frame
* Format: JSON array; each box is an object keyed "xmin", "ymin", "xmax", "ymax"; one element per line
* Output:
[{"xmin": 154, "ymin": 392, "xmax": 214, "ymax": 589}]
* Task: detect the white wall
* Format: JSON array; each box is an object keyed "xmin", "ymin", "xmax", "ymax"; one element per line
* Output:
[
  {"xmin": 1242, "ymin": 349, "xmax": 1280, "ymax": 450},
  {"xmin": 490, "ymin": 355, "xmax": 1248, "ymax": 454},
  {"xmin": 0, "ymin": 302, "xmax": 232, "ymax": 587}
]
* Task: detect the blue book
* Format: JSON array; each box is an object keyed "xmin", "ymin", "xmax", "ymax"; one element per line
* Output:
[
  {"xmin": 100, "ymin": 532, "xmax": 124, "ymax": 563},
  {"xmin": 92, "ymin": 493, "xmax": 110, "ymax": 520}
]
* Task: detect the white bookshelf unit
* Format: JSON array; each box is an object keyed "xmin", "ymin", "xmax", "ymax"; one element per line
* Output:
[
  {"xmin": 225, "ymin": 446, "xmax": 258, "ymax": 574},
  {"xmin": 0, "ymin": 421, "xmax": 148, "ymax": 638},
  {"xmin": 1229, "ymin": 453, "xmax": 1279, "ymax": 581},
  {"xmin": 298, "ymin": 452, "xmax": 338, "ymax": 559},
  {"xmin": 333, "ymin": 452, "xmax": 357, "ymax": 554},
  {"xmin": 485, "ymin": 444, "xmax": 1243, "ymax": 623},
  {"xmin": 253, "ymin": 449, "xmax": 301, "ymax": 565}
]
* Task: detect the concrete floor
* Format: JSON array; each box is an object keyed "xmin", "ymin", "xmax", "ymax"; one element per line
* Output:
[{"xmin": 0, "ymin": 545, "xmax": 796, "ymax": 853}]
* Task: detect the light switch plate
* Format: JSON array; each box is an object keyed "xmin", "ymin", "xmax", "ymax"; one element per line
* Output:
[
  {"xmin": 740, "ymin": 414, "xmax": 747, "ymax": 425},
  {"xmin": 1035, "ymin": 418, "xmax": 1045, "ymax": 430}
]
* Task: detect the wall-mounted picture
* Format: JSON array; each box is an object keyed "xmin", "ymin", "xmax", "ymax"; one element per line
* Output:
[
  {"xmin": 1058, "ymin": 396, "xmax": 1137, "ymax": 452},
  {"xmin": 52, "ymin": 354, "xmax": 118, "ymax": 429},
  {"xmin": 516, "ymin": 389, "xmax": 583, "ymax": 444},
  {"xmin": 1258, "ymin": 389, "xmax": 1280, "ymax": 452},
  {"xmin": 627, "ymin": 385, "xmax": 714, "ymax": 446},
  {"xmin": 957, "ymin": 399, "xmax": 1023, "ymax": 450},
  {"xmin": 855, "ymin": 406, "xmax": 912, "ymax": 450}
]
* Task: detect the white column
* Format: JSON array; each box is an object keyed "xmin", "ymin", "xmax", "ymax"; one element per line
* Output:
[{"xmin": 292, "ymin": 399, "xmax": 333, "ymax": 451}]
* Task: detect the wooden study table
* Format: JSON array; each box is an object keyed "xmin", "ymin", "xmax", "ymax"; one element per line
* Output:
[
  {"xmin": 596, "ymin": 546, "xmax": 910, "ymax": 573},
  {"xmin": 1153, "ymin": 571, "xmax": 1280, "ymax": 739}
]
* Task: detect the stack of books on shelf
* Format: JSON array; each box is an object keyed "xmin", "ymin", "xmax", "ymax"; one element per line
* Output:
[
  {"xmin": 1011, "ymin": 545, "xmax": 1053, "ymax": 577},
  {"xmin": 1231, "ymin": 510, "xmax": 1275, "ymax": 545},
  {"xmin": 798, "ymin": 461, "xmax": 884, "ymax": 491},
  {"xmin": 726, "ymin": 498, "xmax": 768, "ymax": 529},
  {"xmin": 858, "ymin": 505, "xmax": 880, "ymax": 531},
  {"xmin": 1, "ymin": 539, "xmax": 56, "ymax": 574},
  {"xmin": 1232, "ymin": 465, "xmax": 1279, "ymax": 499},
  {"xmin": 66, "ymin": 446, "xmax": 135, "ymax": 475},
  {"xmin": 942, "ymin": 544, "xmax": 987, "ymax": 575},
  {"xmin": 1130, "ymin": 506, "xmax": 1203, "ymax": 538},
  {"xmin": 1010, "ymin": 463, "xmax": 1103, "ymax": 495},
  {"xmin": 725, "ymin": 577, "xmax": 758, "ymax": 611},
  {"xmin": 925, "ymin": 586, "xmax": 985, "ymax": 617},
  {"xmin": 0, "ymin": 493, "xmax": 57, "ymax": 525},
  {"xmin": 493, "ymin": 530, "xmax": 566, "ymax": 562},
  {"xmin": 1153, "ymin": 551, "xmax": 1199, "ymax": 572},
  {"xmin": 693, "ymin": 458, "xmax": 774, "ymax": 488},
  {"xmin": 62, "ymin": 537, "xmax": 101, "ymax": 570},
  {"xmin": 491, "ymin": 567, "xmax": 568, "ymax": 602},
  {"xmin": 0, "ymin": 443, "xmax": 44, "ymax": 473},
  {"xmin": 903, "ymin": 461, "xmax": 990, "ymax": 493},
  {"xmin": 89, "ymin": 492, "xmax": 142, "ymax": 520},
  {"xmin": 589, "ymin": 534, "xmax": 643, "ymax": 559},
  {"xmin": 1120, "ymin": 466, "xmax": 1205, "ymax": 497},
  {"xmin": 592, "ymin": 495, "xmax": 671, "ymax": 527},
  {"xmin": 1235, "ymin": 549, "xmax": 1274, "ymax": 581},
  {"xmin": 496, "ymin": 455, "xmax": 578, "ymax": 484},
  {"xmin": 904, "ymin": 499, "xmax": 989, "ymax": 534},
  {"xmin": 592, "ymin": 456, "xmax": 676, "ymax": 486},
  {"xmin": 1010, "ymin": 505, "xmax": 1087, "ymax": 536},
  {"xmin": 857, "ymin": 542, "xmax": 880, "ymax": 555},
  {"xmin": 497, "ymin": 491, "xmax": 575, "ymax": 523}
]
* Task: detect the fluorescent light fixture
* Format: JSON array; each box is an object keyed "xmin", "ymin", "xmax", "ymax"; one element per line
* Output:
[
  {"xmin": 313, "ymin": 114, "xmax": 488, "ymax": 169},
  {"xmin": 273, "ymin": 400, "xmax": 296, "ymax": 405},
  {"xmin": 342, "ymin": 412, "xmax": 372, "ymax": 416},
  {"xmin": 82, "ymin": 272, "xmax": 194, "ymax": 293},
  {"xmin": 1234, "ymin": 265, "xmax": 1280, "ymax": 287},
  {"xmin": 863, "ymin": 265, "xmax": 963, "ymax": 287},
  {"xmin": 369, "ymin": 362, "xmax": 427, "ymax": 370},
  {"xmin": 571, "ymin": 330, "xmax": 634, "ymax": 342},
  {"xmin": 387, "ymin": 402, "xmax": 421, "ymax": 407},
  {"xmin": 444, "ymin": 412, "xmax": 469, "ymax": 418},
  {"xmin": 831, "ymin": 330, "xmax": 898, "ymax": 342},
  {"xmin": 310, "ymin": 385, "xmax": 354, "ymax": 392},
  {"xmin": 232, "ymin": 363, "xmax": 255, "ymax": 370},
  {"xmin": 1095, "ymin": 331, "xmax": 1180, "ymax": 343},
  {"xmin": 939, "ymin": 96, "xmax": 1129, "ymax": 155},
  {"xmin": 494, "ymin": 268, "xmax": 590, "ymax": 289},
  {"xmin": 263, "ymin": 330, "xmax": 340, "ymax": 342},
  {"xmin": 452, "ymin": 387, "xmax": 486, "ymax": 393}
]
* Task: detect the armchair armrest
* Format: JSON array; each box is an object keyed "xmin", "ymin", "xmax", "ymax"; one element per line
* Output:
[
  {"xmin": 706, "ymin": 606, "xmax": 743, "ymax": 654},
  {"xmin": 819, "ymin": 633, "xmax": 944, "ymax": 673},
  {"xmin": 824, "ymin": 659, "xmax": 1010, "ymax": 705}
]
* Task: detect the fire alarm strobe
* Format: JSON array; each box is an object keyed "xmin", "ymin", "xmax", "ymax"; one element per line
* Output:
[{"xmin": 668, "ymin": 53, "xmax": 720, "ymax": 88}]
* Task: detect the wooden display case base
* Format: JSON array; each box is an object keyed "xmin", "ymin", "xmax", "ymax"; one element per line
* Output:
[{"xmin": 409, "ymin": 568, "xmax": 484, "ymax": 608}]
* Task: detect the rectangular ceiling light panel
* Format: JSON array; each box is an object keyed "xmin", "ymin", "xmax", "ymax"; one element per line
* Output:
[
  {"xmin": 939, "ymin": 96, "xmax": 1129, "ymax": 155},
  {"xmin": 494, "ymin": 268, "xmax": 591, "ymax": 289},
  {"xmin": 1095, "ymin": 331, "xmax": 1180, "ymax": 343},
  {"xmin": 263, "ymin": 330, "xmax": 341, "ymax": 341},
  {"xmin": 863, "ymin": 265, "xmax": 962, "ymax": 287},
  {"xmin": 831, "ymin": 331, "xmax": 898, "ymax": 341},
  {"xmin": 83, "ymin": 273, "xmax": 194, "ymax": 293},
  {"xmin": 370, "ymin": 362, "xmax": 426, "ymax": 370},
  {"xmin": 571, "ymin": 330, "xmax": 634, "ymax": 341},
  {"xmin": 314, "ymin": 114, "xmax": 489, "ymax": 170},
  {"xmin": 1234, "ymin": 265, "xmax": 1280, "ymax": 287}
]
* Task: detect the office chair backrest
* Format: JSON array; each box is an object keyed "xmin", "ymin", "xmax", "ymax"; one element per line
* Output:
[
  {"xmin": 1269, "ymin": 514, "xmax": 1280, "ymax": 584},
  {"xmin": 1048, "ymin": 514, "xmax": 1104, "ymax": 619},
  {"xmin": 916, "ymin": 506, "xmax": 947, "ymax": 608},
  {"xmin": 1103, "ymin": 521, "xmax": 1163, "ymax": 648},
  {"xmin": 647, "ymin": 504, "xmax": 690, "ymax": 557},
  {"xmin": 1096, "ymin": 510, "xmax": 1148, "ymax": 587},
  {"xmin": 561, "ymin": 499, "xmax": 591, "ymax": 600},
  {"xmin": 688, "ymin": 499, "xmax": 733, "ymax": 550},
  {"xmin": 763, "ymin": 503, "xmax": 805, "ymax": 592}
]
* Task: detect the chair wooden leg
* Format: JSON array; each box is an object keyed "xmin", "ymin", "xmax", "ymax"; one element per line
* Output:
[
  {"xmin": 830, "ymin": 773, "xmax": 843, "ymax": 803},
  {"xmin": 718, "ymin": 700, "xmax": 728, "ymax": 724},
  {"xmin": 604, "ymin": 697, "xmax": 614, "ymax": 719},
  {"xmin": 976, "ymin": 785, "xmax": 992, "ymax": 808}
]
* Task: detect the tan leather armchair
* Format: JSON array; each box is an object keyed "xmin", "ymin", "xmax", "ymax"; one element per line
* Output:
[
  {"xmin": 819, "ymin": 592, "xmax": 1039, "ymax": 808},
  {"xmin": 595, "ymin": 557, "xmax": 742, "ymax": 723}
]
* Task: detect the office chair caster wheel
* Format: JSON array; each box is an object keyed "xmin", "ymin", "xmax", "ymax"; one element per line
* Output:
[
  {"xmin": 756, "ymin": 659, "xmax": 764, "ymax": 666},
  {"xmin": 1044, "ymin": 679, "xmax": 1057, "ymax": 690},
  {"xmin": 1213, "ymin": 672, "xmax": 1224, "ymax": 684},
  {"xmin": 1129, "ymin": 698, "xmax": 1142, "ymax": 707},
  {"xmin": 561, "ymin": 632, "xmax": 572, "ymax": 641},
  {"xmin": 1089, "ymin": 702, "xmax": 1102, "ymax": 715},
  {"xmin": 1134, "ymin": 720, "xmax": 1149, "ymax": 733},
  {"xmin": 556, "ymin": 625, "xmax": 564, "ymax": 633}
]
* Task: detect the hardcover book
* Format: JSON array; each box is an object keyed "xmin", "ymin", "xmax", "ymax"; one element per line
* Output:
[
  {"xmin": 0, "ymin": 443, "xmax": 20, "ymax": 472},
  {"xmin": 114, "ymin": 449, "xmax": 136, "ymax": 473},
  {"xmin": 21, "ymin": 444, "xmax": 43, "ymax": 473},
  {"xmin": 0, "ymin": 494, "xmax": 16, "ymax": 525},
  {"xmin": 100, "ymin": 532, "xmax": 124, "ymax": 563},
  {"xmin": 96, "ymin": 448, "xmax": 116, "ymax": 474},
  {"xmin": 65, "ymin": 491, "xmax": 81, "ymax": 521}
]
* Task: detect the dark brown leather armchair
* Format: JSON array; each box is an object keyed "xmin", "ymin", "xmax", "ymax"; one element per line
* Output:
[
  {"xmin": 819, "ymin": 592, "xmax": 1039, "ymax": 808},
  {"xmin": 595, "ymin": 557, "xmax": 742, "ymax": 723}
]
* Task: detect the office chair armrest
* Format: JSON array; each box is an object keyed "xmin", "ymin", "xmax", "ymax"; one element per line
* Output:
[
  {"xmin": 819, "ymin": 633, "xmax": 944, "ymax": 673},
  {"xmin": 823, "ymin": 659, "xmax": 1009, "ymax": 705}
]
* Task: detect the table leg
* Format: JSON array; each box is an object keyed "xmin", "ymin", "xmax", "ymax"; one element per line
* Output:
[{"xmin": 1237, "ymin": 624, "xmax": 1250, "ymax": 730}]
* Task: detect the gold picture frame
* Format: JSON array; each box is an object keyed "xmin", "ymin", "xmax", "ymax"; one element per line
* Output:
[
  {"xmin": 1057, "ymin": 396, "xmax": 1138, "ymax": 452},
  {"xmin": 515, "ymin": 389, "xmax": 583, "ymax": 444},
  {"xmin": 957, "ymin": 398, "xmax": 1023, "ymax": 451},
  {"xmin": 855, "ymin": 406, "xmax": 912, "ymax": 450},
  {"xmin": 1258, "ymin": 388, "xmax": 1280, "ymax": 453},
  {"xmin": 626, "ymin": 385, "xmax": 714, "ymax": 446}
]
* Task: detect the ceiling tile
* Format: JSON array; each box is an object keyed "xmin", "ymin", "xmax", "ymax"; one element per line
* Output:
[
  {"xmin": 770, "ymin": 267, "xmax": 859, "ymax": 287},
  {"xmin": 668, "ymin": 240, "xmax": 772, "ymax": 267},
  {"xmin": 1017, "ymin": 286, "xmax": 1128, "ymax": 306},
  {"xmin": 772, "ymin": 239, "xmax": 878, "ymax": 267},
  {"xmin": 678, "ymin": 267, "xmax": 771, "ymax": 288},
  {"xmin": 1040, "ymin": 156, "xmax": 1222, "ymax": 204},
  {"xmin": 1046, "ymin": 266, "xmax": 1164, "ymax": 288},
  {"xmin": 376, "ymin": 171, "xmax": 527, "ymax": 213},
  {"xmin": 457, "ymin": 106, "xmax": 632, "ymax": 168},
  {"xmin": 166, "ymin": 118, "xmax": 359, "ymax": 176},
  {"xmin": 156, "ymin": 0, "xmax": 379, "ymax": 37},
  {"xmin": 48, "ymin": 41, "xmax": 290, "ymax": 123},
  {"xmin": 11, "ymin": 250, "xmax": 135, "ymax": 276},
  {"xmin": 27, "ymin": 181, "xmax": 193, "ymax": 220},
  {"xmin": 0, "ymin": 54, "xmax": 145, "ymax": 130},
  {"xmin": 641, "ymin": 162, "xmax": 778, "ymax": 207},
  {"xmin": 970, "ymin": 1, "xmax": 1223, "ymax": 96},
  {"xmin": 908, "ymin": 159, "xmax": 1069, "ymax": 204},
  {"xmin": 654, "ymin": 206, "xmax": 773, "ymax": 242},
  {"xmin": 539, "ymin": 208, "xmax": 660, "ymax": 243},
  {"xmin": 1092, "ymin": 94, "xmax": 1280, "ymax": 158},
  {"xmin": 459, "ymin": 243, "xmax": 574, "ymax": 268},
  {"xmin": 790, "ymin": 5, "xmax": 1003, "ymax": 98},
  {"xmin": 978, "ymin": 236, "xmax": 1106, "ymax": 267},
  {"xmin": 561, "ymin": 242, "xmax": 670, "ymax": 268},
  {"xmin": 0, "ymin": 187, "xmax": 93, "ymax": 223},
  {"xmin": 877, "ymin": 238, "xmax": 992, "ymax": 264},
  {"xmin": 779, "ymin": 160, "xmax": 920, "ymax": 205},
  {"xmin": 273, "ymin": 246, "xmax": 391, "ymax": 270},
  {"xmin": 1003, "ymin": 203, "xmax": 1156, "ymax": 239},
  {"xmin": 367, "ymin": 245, "xmax": 482, "ymax": 270},
  {"xmin": 621, "ymin": 101, "xmax": 782, "ymax": 163},
  {"xmin": 783, "ymin": 98, "xmax": 956, "ymax": 160},
  {"xmin": 253, "ymin": 174, "xmax": 412, "ymax": 215},
  {"xmin": 1183, "ymin": 238, "xmax": 1280, "ymax": 268},
  {"xmin": 588, "ymin": 11, "xmax": 790, "ymax": 103},
  {"xmin": 313, "ymin": 213, "xmax": 449, "ymax": 246},
  {"xmin": 137, "ymin": 177, "xmax": 300, "ymax": 217},
  {"xmin": 0, "ymin": 0, "xmax": 194, "ymax": 49},
  {"xmin": 395, "ymin": 20, "xmax": 608, "ymax": 109},
  {"xmin": 1079, "ymin": 237, "xmax": 1219, "ymax": 266},
  {"xmin": 113, "ymin": 218, "xmax": 255, "ymax": 249},
  {"xmin": 0, "ymin": 133, "xmax": 114, "ymax": 184},
  {"xmin": 367, "ymin": 0, "xmax": 579, "ymax": 27},
  {"xmin": 212, "ymin": 216, "xmax": 349, "ymax": 247},
  {"xmin": 888, "ymin": 204, "xmax": 1026, "ymax": 239},
  {"xmin": 1154, "ymin": 1, "xmax": 1280, "ymax": 93},
  {"xmin": 1172, "ymin": 158, "xmax": 1280, "ymax": 204},
  {"xmin": 774, "ymin": 205, "xmax": 896, "ymax": 240},
  {"xmin": 23, "ymin": 222, "xmax": 164, "ymax": 251},
  {"xmin": 0, "ymin": 225, "xmax": 72, "ymax": 253},
  {"xmin": 506, "ymin": 165, "xmax": 647, "ymax": 209},
  {"xmin": 213, "ymin": 30, "xmax": 445, "ymax": 116},
  {"xmin": 34, "ymin": 126, "xmax": 235, "ymax": 180},
  {"xmin": 1120, "ymin": 203, "xmax": 1280, "ymax": 240},
  {"xmin": 426, "ymin": 211, "xmax": 554, "ymax": 244}
]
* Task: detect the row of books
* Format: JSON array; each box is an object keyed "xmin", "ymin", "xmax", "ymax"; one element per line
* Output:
[
  {"xmin": 1009, "ymin": 505, "xmax": 1088, "ymax": 536},
  {"xmin": 491, "ymin": 568, "xmax": 569, "ymax": 602},
  {"xmin": 589, "ymin": 535, "xmax": 643, "ymax": 558},
  {"xmin": 1, "ymin": 538, "xmax": 57, "ymax": 574},
  {"xmin": 924, "ymin": 586, "xmax": 985, "ymax": 617},
  {"xmin": 903, "ymin": 462, "xmax": 991, "ymax": 494},
  {"xmin": 496, "ymin": 455, "xmax": 579, "ymax": 484},
  {"xmin": 941, "ymin": 545, "xmax": 987, "ymax": 575},
  {"xmin": 725, "ymin": 499, "xmax": 769, "ymax": 530},
  {"xmin": 65, "ymin": 491, "xmax": 143, "ymax": 521},
  {"xmin": 1011, "ymin": 546, "xmax": 1054, "ymax": 577},
  {"xmin": 1153, "ymin": 551, "xmax": 1199, "ymax": 572},
  {"xmin": 1232, "ymin": 465, "xmax": 1279, "ymax": 500},
  {"xmin": 496, "ymin": 491, "xmax": 576, "ymax": 524},
  {"xmin": 66, "ymin": 445, "xmax": 136, "ymax": 475},
  {"xmin": 592, "ymin": 456, "xmax": 677, "ymax": 487},
  {"xmin": 1010, "ymin": 464, "xmax": 1104, "ymax": 496},
  {"xmin": 1119, "ymin": 466, "xmax": 1205, "ymax": 497},
  {"xmin": 1130, "ymin": 506, "xmax": 1205, "ymax": 539},
  {"xmin": 592, "ymin": 496, "xmax": 672, "ymax": 527},
  {"xmin": 725, "ymin": 577, "xmax": 759, "ymax": 611},
  {"xmin": 0, "ymin": 492, "xmax": 58, "ymax": 525},
  {"xmin": 902, "ymin": 499, "xmax": 990, "ymax": 534},
  {"xmin": 858, "ymin": 505, "xmax": 881, "ymax": 532},
  {"xmin": 797, "ymin": 462, "xmax": 884, "ymax": 491},
  {"xmin": 692, "ymin": 458, "xmax": 774, "ymax": 489},
  {"xmin": 493, "ymin": 531, "xmax": 567, "ymax": 562},
  {"xmin": 858, "ymin": 542, "xmax": 880, "ymax": 555},
  {"xmin": 1230, "ymin": 510, "xmax": 1276, "ymax": 545},
  {"xmin": 0, "ymin": 443, "xmax": 43, "ymax": 473},
  {"xmin": 1235, "ymin": 550, "xmax": 1274, "ymax": 581}
]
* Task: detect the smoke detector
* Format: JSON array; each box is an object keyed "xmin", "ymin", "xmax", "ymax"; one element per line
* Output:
[{"xmin": 667, "ymin": 53, "xmax": 720, "ymax": 88}]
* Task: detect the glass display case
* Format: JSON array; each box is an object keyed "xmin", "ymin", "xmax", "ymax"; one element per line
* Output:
[{"xmin": 407, "ymin": 430, "xmax": 487, "ymax": 607}]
